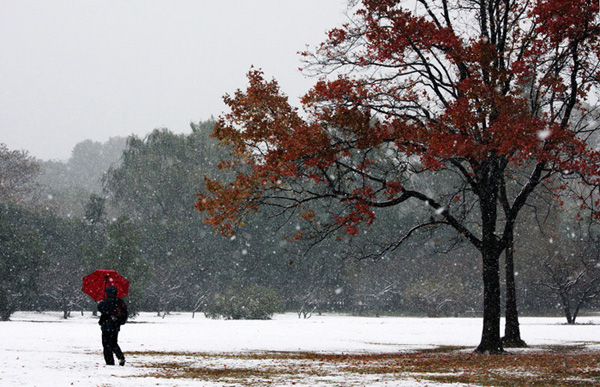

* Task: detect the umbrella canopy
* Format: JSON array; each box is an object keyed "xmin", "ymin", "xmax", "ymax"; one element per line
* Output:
[{"xmin": 82, "ymin": 269, "xmax": 129, "ymax": 301}]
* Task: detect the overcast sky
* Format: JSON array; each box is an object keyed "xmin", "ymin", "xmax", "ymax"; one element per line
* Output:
[{"xmin": 1, "ymin": 0, "xmax": 348, "ymax": 161}]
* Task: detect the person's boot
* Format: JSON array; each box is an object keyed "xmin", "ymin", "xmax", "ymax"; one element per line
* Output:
[{"xmin": 119, "ymin": 357, "xmax": 125, "ymax": 366}]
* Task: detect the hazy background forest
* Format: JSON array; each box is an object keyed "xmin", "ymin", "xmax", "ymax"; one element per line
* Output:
[{"xmin": 2, "ymin": 119, "xmax": 600, "ymax": 322}]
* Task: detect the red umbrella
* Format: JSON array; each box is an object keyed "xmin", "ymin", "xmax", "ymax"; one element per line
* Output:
[{"xmin": 82, "ymin": 269, "xmax": 129, "ymax": 301}]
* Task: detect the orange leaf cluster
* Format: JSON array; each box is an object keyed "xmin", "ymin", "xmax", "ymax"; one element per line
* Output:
[{"xmin": 196, "ymin": 1, "xmax": 600, "ymax": 238}]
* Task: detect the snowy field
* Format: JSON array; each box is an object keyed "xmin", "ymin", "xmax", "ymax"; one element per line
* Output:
[{"xmin": 1, "ymin": 312, "xmax": 599, "ymax": 386}]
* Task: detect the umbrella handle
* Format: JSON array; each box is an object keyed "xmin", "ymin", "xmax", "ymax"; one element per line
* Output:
[{"xmin": 104, "ymin": 275, "xmax": 108, "ymax": 300}]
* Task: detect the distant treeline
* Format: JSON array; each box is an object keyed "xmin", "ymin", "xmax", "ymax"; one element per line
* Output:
[{"xmin": 1, "ymin": 120, "xmax": 599, "ymax": 323}]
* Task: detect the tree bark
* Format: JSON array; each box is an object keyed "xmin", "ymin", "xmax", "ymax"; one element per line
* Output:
[
  {"xmin": 475, "ymin": 170, "xmax": 504, "ymax": 354},
  {"xmin": 561, "ymin": 293, "xmax": 574, "ymax": 324},
  {"xmin": 476, "ymin": 247, "xmax": 504, "ymax": 353},
  {"xmin": 503, "ymin": 231, "xmax": 527, "ymax": 347}
]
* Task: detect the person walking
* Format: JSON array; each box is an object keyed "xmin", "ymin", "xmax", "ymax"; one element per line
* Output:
[{"xmin": 97, "ymin": 285, "xmax": 128, "ymax": 366}]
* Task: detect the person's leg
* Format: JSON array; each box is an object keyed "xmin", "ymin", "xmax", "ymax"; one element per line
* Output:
[
  {"xmin": 110, "ymin": 331, "xmax": 125, "ymax": 365},
  {"xmin": 101, "ymin": 332, "xmax": 115, "ymax": 365}
]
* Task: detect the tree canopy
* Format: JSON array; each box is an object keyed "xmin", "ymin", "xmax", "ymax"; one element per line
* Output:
[
  {"xmin": 0, "ymin": 143, "xmax": 40, "ymax": 205},
  {"xmin": 197, "ymin": 0, "xmax": 600, "ymax": 353}
]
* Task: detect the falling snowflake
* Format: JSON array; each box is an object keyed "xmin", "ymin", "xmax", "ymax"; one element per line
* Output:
[{"xmin": 537, "ymin": 129, "xmax": 551, "ymax": 140}]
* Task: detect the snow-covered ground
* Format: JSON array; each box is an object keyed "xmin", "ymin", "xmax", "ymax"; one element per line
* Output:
[{"xmin": 1, "ymin": 311, "xmax": 599, "ymax": 386}]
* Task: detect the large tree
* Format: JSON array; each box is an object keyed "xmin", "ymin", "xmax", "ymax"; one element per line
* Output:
[
  {"xmin": 0, "ymin": 143, "xmax": 40, "ymax": 205},
  {"xmin": 0, "ymin": 204, "xmax": 45, "ymax": 320},
  {"xmin": 103, "ymin": 122, "xmax": 245, "ymax": 312},
  {"xmin": 197, "ymin": 0, "xmax": 600, "ymax": 353}
]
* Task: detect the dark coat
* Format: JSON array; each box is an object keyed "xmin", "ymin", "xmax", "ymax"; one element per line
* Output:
[{"xmin": 98, "ymin": 298, "xmax": 128, "ymax": 332}]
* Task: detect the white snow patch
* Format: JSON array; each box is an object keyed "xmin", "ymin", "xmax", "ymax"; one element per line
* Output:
[{"xmin": 1, "ymin": 312, "xmax": 599, "ymax": 386}]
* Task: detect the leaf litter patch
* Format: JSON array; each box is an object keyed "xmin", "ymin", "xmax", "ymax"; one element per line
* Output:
[{"xmin": 129, "ymin": 346, "xmax": 600, "ymax": 386}]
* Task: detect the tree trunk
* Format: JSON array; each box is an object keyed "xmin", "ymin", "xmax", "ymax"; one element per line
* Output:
[
  {"xmin": 561, "ymin": 294, "xmax": 574, "ymax": 324},
  {"xmin": 62, "ymin": 299, "xmax": 70, "ymax": 320},
  {"xmin": 503, "ymin": 232, "xmax": 527, "ymax": 347},
  {"xmin": 475, "ymin": 248, "xmax": 504, "ymax": 353},
  {"xmin": 565, "ymin": 309, "xmax": 574, "ymax": 324},
  {"xmin": 475, "ymin": 168, "xmax": 504, "ymax": 354}
]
